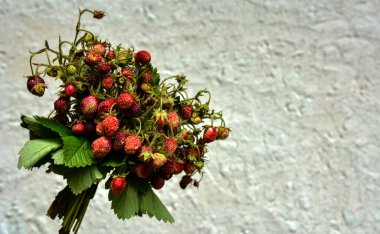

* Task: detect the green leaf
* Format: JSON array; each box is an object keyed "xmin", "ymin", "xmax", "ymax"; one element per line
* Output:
[
  {"xmin": 63, "ymin": 136, "xmax": 93, "ymax": 167},
  {"xmin": 109, "ymin": 180, "xmax": 140, "ymax": 220},
  {"xmin": 52, "ymin": 148, "xmax": 65, "ymax": 165},
  {"xmin": 34, "ymin": 116, "xmax": 72, "ymax": 137},
  {"xmin": 64, "ymin": 165, "xmax": 104, "ymax": 195},
  {"xmin": 139, "ymin": 187, "xmax": 175, "ymax": 223},
  {"xmin": 18, "ymin": 139, "xmax": 62, "ymax": 169},
  {"xmin": 20, "ymin": 115, "xmax": 58, "ymax": 139}
]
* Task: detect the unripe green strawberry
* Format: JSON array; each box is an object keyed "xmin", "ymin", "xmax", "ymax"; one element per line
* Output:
[
  {"xmin": 54, "ymin": 97, "xmax": 70, "ymax": 113},
  {"xmin": 217, "ymin": 127, "xmax": 230, "ymax": 140},
  {"xmin": 140, "ymin": 83, "xmax": 152, "ymax": 92},
  {"xmin": 101, "ymin": 115, "xmax": 119, "ymax": 137},
  {"xmin": 134, "ymin": 50, "xmax": 151, "ymax": 65},
  {"xmin": 110, "ymin": 177, "xmax": 127, "ymax": 196},
  {"xmin": 81, "ymin": 95, "xmax": 98, "ymax": 118},
  {"xmin": 117, "ymin": 92, "xmax": 134, "ymax": 110},
  {"xmin": 93, "ymin": 43, "xmax": 106, "ymax": 55},
  {"xmin": 138, "ymin": 146, "xmax": 153, "ymax": 161},
  {"xmin": 97, "ymin": 99, "xmax": 115, "ymax": 115},
  {"xmin": 151, "ymin": 175, "xmax": 165, "ymax": 190},
  {"xmin": 164, "ymin": 138, "xmax": 177, "ymax": 154},
  {"xmin": 124, "ymin": 135, "xmax": 142, "ymax": 155},
  {"xmin": 72, "ymin": 123, "xmax": 85, "ymax": 135},
  {"xmin": 91, "ymin": 136, "xmax": 112, "ymax": 158},
  {"xmin": 152, "ymin": 153, "xmax": 167, "ymax": 168},
  {"xmin": 203, "ymin": 127, "xmax": 217, "ymax": 143},
  {"xmin": 66, "ymin": 65, "xmax": 77, "ymax": 75},
  {"xmin": 27, "ymin": 75, "xmax": 46, "ymax": 96},
  {"xmin": 102, "ymin": 76, "xmax": 113, "ymax": 90},
  {"xmin": 167, "ymin": 112, "xmax": 179, "ymax": 128}
]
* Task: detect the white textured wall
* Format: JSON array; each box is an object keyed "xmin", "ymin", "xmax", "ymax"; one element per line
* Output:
[{"xmin": 1, "ymin": 0, "xmax": 380, "ymax": 233}]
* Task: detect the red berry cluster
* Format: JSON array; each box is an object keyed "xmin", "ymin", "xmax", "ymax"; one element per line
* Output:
[{"xmin": 26, "ymin": 10, "xmax": 229, "ymax": 197}]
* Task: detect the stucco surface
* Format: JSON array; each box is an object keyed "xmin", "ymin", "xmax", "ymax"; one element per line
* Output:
[{"xmin": 1, "ymin": 0, "xmax": 380, "ymax": 233}]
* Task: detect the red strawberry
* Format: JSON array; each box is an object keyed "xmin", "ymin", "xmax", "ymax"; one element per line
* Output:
[
  {"xmin": 161, "ymin": 160, "xmax": 176, "ymax": 174},
  {"xmin": 84, "ymin": 121, "xmax": 96, "ymax": 134},
  {"xmin": 113, "ymin": 132, "xmax": 129, "ymax": 152},
  {"xmin": 97, "ymin": 99, "xmax": 115, "ymax": 115},
  {"xmin": 182, "ymin": 105, "xmax": 192, "ymax": 120},
  {"xmin": 151, "ymin": 175, "xmax": 165, "ymax": 190},
  {"xmin": 117, "ymin": 92, "xmax": 134, "ymax": 110},
  {"xmin": 121, "ymin": 68, "xmax": 134, "ymax": 80},
  {"xmin": 125, "ymin": 100, "xmax": 141, "ymax": 117},
  {"xmin": 152, "ymin": 153, "xmax": 167, "ymax": 168},
  {"xmin": 65, "ymin": 84, "xmax": 76, "ymax": 96},
  {"xmin": 54, "ymin": 97, "xmax": 70, "ymax": 113},
  {"xmin": 91, "ymin": 136, "xmax": 112, "ymax": 158},
  {"xmin": 124, "ymin": 135, "xmax": 142, "ymax": 155},
  {"xmin": 96, "ymin": 122, "xmax": 104, "ymax": 136},
  {"xmin": 203, "ymin": 127, "xmax": 217, "ymax": 143},
  {"xmin": 72, "ymin": 123, "xmax": 85, "ymax": 135},
  {"xmin": 173, "ymin": 161, "xmax": 184, "ymax": 175},
  {"xmin": 217, "ymin": 127, "xmax": 230, "ymax": 140},
  {"xmin": 134, "ymin": 163, "xmax": 152, "ymax": 179},
  {"xmin": 93, "ymin": 10, "xmax": 105, "ymax": 19},
  {"xmin": 85, "ymin": 51, "xmax": 102, "ymax": 65},
  {"xmin": 134, "ymin": 50, "xmax": 151, "ymax": 65},
  {"xmin": 159, "ymin": 172, "xmax": 173, "ymax": 180},
  {"xmin": 81, "ymin": 95, "xmax": 98, "ymax": 118},
  {"xmin": 187, "ymin": 147, "xmax": 201, "ymax": 160},
  {"xmin": 164, "ymin": 138, "xmax": 177, "ymax": 154},
  {"xmin": 141, "ymin": 71, "xmax": 152, "ymax": 83},
  {"xmin": 110, "ymin": 177, "xmax": 126, "ymax": 196},
  {"xmin": 154, "ymin": 110, "xmax": 167, "ymax": 127},
  {"xmin": 93, "ymin": 43, "xmax": 106, "ymax": 55},
  {"xmin": 102, "ymin": 115, "xmax": 119, "ymax": 137},
  {"xmin": 106, "ymin": 50, "xmax": 115, "ymax": 60},
  {"xmin": 184, "ymin": 162, "xmax": 196, "ymax": 174},
  {"xmin": 97, "ymin": 61, "xmax": 111, "ymax": 74},
  {"xmin": 27, "ymin": 75, "xmax": 46, "ymax": 96},
  {"xmin": 167, "ymin": 112, "xmax": 179, "ymax": 128},
  {"xmin": 102, "ymin": 76, "xmax": 114, "ymax": 90},
  {"xmin": 156, "ymin": 117, "xmax": 165, "ymax": 127},
  {"xmin": 138, "ymin": 146, "xmax": 154, "ymax": 161},
  {"xmin": 52, "ymin": 114, "xmax": 68, "ymax": 125}
]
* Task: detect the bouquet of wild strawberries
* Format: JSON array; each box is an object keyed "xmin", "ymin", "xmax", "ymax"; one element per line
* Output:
[{"xmin": 18, "ymin": 9, "xmax": 229, "ymax": 234}]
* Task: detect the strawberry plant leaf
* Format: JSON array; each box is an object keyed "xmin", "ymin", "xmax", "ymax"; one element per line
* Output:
[
  {"xmin": 18, "ymin": 138, "xmax": 62, "ymax": 169},
  {"xmin": 109, "ymin": 180, "xmax": 140, "ymax": 220},
  {"xmin": 62, "ymin": 136, "xmax": 93, "ymax": 167},
  {"xmin": 20, "ymin": 115, "xmax": 58, "ymax": 139},
  {"xmin": 52, "ymin": 148, "xmax": 65, "ymax": 165},
  {"xmin": 64, "ymin": 165, "xmax": 104, "ymax": 195},
  {"xmin": 34, "ymin": 116, "xmax": 72, "ymax": 137},
  {"xmin": 139, "ymin": 187, "xmax": 175, "ymax": 223}
]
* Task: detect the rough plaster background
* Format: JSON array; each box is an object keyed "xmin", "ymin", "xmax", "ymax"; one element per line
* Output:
[{"xmin": 1, "ymin": 0, "xmax": 380, "ymax": 233}]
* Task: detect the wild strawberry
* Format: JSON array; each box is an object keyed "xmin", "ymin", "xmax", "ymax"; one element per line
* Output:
[
  {"xmin": 113, "ymin": 132, "xmax": 129, "ymax": 152},
  {"xmin": 110, "ymin": 177, "xmax": 127, "ymax": 196},
  {"xmin": 93, "ymin": 10, "xmax": 105, "ymax": 19},
  {"xmin": 140, "ymin": 83, "xmax": 152, "ymax": 92},
  {"xmin": 164, "ymin": 138, "xmax": 177, "ymax": 154},
  {"xmin": 52, "ymin": 113, "xmax": 68, "ymax": 125},
  {"xmin": 83, "ymin": 121, "xmax": 96, "ymax": 134},
  {"xmin": 102, "ymin": 76, "xmax": 113, "ymax": 90},
  {"xmin": 81, "ymin": 95, "xmax": 98, "ymax": 118},
  {"xmin": 154, "ymin": 110, "xmax": 167, "ymax": 127},
  {"xmin": 124, "ymin": 135, "xmax": 142, "ymax": 155},
  {"xmin": 27, "ymin": 75, "xmax": 46, "ymax": 96},
  {"xmin": 187, "ymin": 147, "xmax": 201, "ymax": 160},
  {"xmin": 173, "ymin": 161, "xmax": 184, "ymax": 175},
  {"xmin": 121, "ymin": 68, "xmax": 134, "ymax": 80},
  {"xmin": 182, "ymin": 105, "xmax": 192, "ymax": 120},
  {"xmin": 66, "ymin": 65, "xmax": 77, "ymax": 75},
  {"xmin": 152, "ymin": 153, "xmax": 167, "ymax": 168},
  {"xmin": 203, "ymin": 127, "xmax": 217, "ymax": 143},
  {"xmin": 117, "ymin": 92, "xmax": 134, "ymax": 110},
  {"xmin": 159, "ymin": 171, "xmax": 173, "ymax": 180},
  {"xmin": 134, "ymin": 163, "xmax": 152, "ymax": 178},
  {"xmin": 65, "ymin": 84, "xmax": 76, "ymax": 96},
  {"xmin": 96, "ymin": 122, "xmax": 104, "ymax": 136},
  {"xmin": 141, "ymin": 71, "xmax": 152, "ymax": 83},
  {"xmin": 93, "ymin": 43, "xmax": 106, "ymax": 55},
  {"xmin": 97, "ymin": 99, "xmax": 115, "ymax": 115},
  {"xmin": 125, "ymin": 100, "xmax": 141, "ymax": 117},
  {"xmin": 102, "ymin": 115, "xmax": 119, "ymax": 137},
  {"xmin": 167, "ymin": 112, "xmax": 179, "ymax": 128},
  {"xmin": 151, "ymin": 175, "xmax": 165, "ymax": 190},
  {"xmin": 85, "ymin": 51, "xmax": 102, "ymax": 65},
  {"xmin": 54, "ymin": 97, "xmax": 70, "ymax": 113},
  {"xmin": 184, "ymin": 162, "xmax": 196, "ymax": 174},
  {"xmin": 134, "ymin": 50, "xmax": 151, "ymax": 65},
  {"xmin": 72, "ymin": 123, "xmax": 85, "ymax": 135},
  {"xmin": 138, "ymin": 146, "xmax": 153, "ymax": 161},
  {"xmin": 179, "ymin": 175, "xmax": 193, "ymax": 189},
  {"xmin": 97, "ymin": 61, "xmax": 111, "ymax": 74},
  {"xmin": 217, "ymin": 127, "xmax": 230, "ymax": 140},
  {"xmin": 106, "ymin": 50, "xmax": 115, "ymax": 60},
  {"xmin": 91, "ymin": 136, "xmax": 112, "ymax": 158},
  {"xmin": 161, "ymin": 160, "xmax": 176, "ymax": 174}
]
